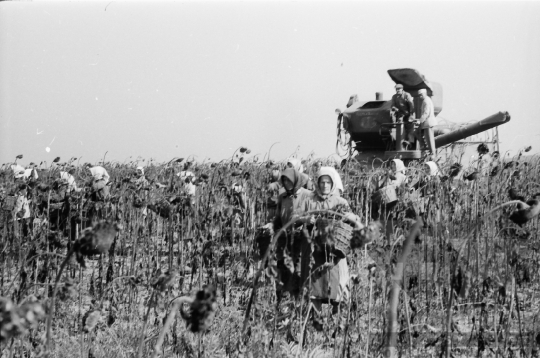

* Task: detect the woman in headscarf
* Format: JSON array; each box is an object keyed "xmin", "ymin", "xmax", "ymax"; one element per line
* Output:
[
  {"xmin": 13, "ymin": 183, "xmax": 31, "ymax": 238},
  {"xmin": 85, "ymin": 163, "xmax": 110, "ymax": 201},
  {"xmin": 134, "ymin": 166, "xmax": 148, "ymax": 187},
  {"xmin": 409, "ymin": 161, "xmax": 440, "ymax": 226},
  {"xmin": 130, "ymin": 166, "xmax": 150, "ymax": 217},
  {"xmin": 60, "ymin": 166, "xmax": 81, "ymax": 193},
  {"xmin": 303, "ymin": 167, "xmax": 362, "ymax": 317},
  {"xmin": 370, "ymin": 159, "xmax": 406, "ymax": 242},
  {"xmin": 286, "ymin": 158, "xmax": 315, "ymax": 191},
  {"xmin": 270, "ymin": 167, "xmax": 312, "ymax": 299},
  {"xmin": 389, "ymin": 159, "xmax": 407, "ymax": 186},
  {"xmin": 177, "ymin": 164, "xmax": 197, "ymax": 198},
  {"xmin": 12, "ymin": 164, "xmax": 39, "ymax": 181},
  {"xmin": 266, "ymin": 167, "xmax": 283, "ymax": 221},
  {"xmin": 424, "ymin": 161, "xmax": 440, "ymax": 177}
]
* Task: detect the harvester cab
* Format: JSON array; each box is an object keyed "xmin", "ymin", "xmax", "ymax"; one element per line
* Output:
[{"xmin": 336, "ymin": 68, "xmax": 511, "ymax": 166}]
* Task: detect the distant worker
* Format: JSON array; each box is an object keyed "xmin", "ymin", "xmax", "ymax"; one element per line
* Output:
[
  {"xmin": 85, "ymin": 163, "xmax": 110, "ymax": 200},
  {"xmin": 60, "ymin": 167, "xmax": 81, "ymax": 193},
  {"xmin": 391, "ymin": 84, "xmax": 415, "ymax": 148},
  {"xmin": 417, "ymin": 89, "xmax": 437, "ymax": 157}
]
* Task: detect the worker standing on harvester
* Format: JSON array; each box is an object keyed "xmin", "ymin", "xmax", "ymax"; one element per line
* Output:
[
  {"xmin": 391, "ymin": 84, "xmax": 415, "ymax": 149},
  {"xmin": 418, "ymin": 88, "xmax": 437, "ymax": 158}
]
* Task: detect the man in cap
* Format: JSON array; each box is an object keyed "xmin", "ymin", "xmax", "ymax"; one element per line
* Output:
[
  {"xmin": 391, "ymin": 84, "xmax": 416, "ymax": 148},
  {"xmin": 417, "ymin": 88, "xmax": 437, "ymax": 157}
]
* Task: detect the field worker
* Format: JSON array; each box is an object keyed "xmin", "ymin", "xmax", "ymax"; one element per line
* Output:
[
  {"xmin": 269, "ymin": 167, "xmax": 312, "ymax": 300},
  {"xmin": 134, "ymin": 166, "xmax": 148, "ymax": 187},
  {"xmin": 128, "ymin": 166, "xmax": 149, "ymax": 217},
  {"xmin": 424, "ymin": 161, "xmax": 440, "ymax": 177},
  {"xmin": 323, "ymin": 167, "xmax": 344, "ymax": 195},
  {"xmin": 266, "ymin": 167, "xmax": 283, "ymax": 220},
  {"xmin": 375, "ymin": 159, "xmax": 408, "ymax": 240},
  {"xmin": 389, "ymin": 159, "xmax": 407, "ymax": 186},
  {"xmin": 178, "ymin": 171, "xmax": 196, "ymax": 197},
  {"xmin": 86, "ymin": 164, "xmax": 110, "ymax": 183},
  {"xmin": 417, "ymin": 89, "xmax": 437, "ymax": 157},
  {"xmin": 13, "ymin": 184, "xmax": 31, "ymax": 238},
  {"xmin": 231, "ymin": 181, "xmax": 246, "ymax": 210},
  {"xmin": 391, "ymin": 84, "xmax": 416, "ymax": 146},
  {"xmin": 85, "ymin": 163, "xmax": 110, "ymax": 200},
  {"xmin": 303, "ymin": 167, "xmax": 363, "ymax": 318},
  {"xmin": 60, "ymin": 167, "xmax": 81, "ymax": 193},
  {"xmin": 287, "ymin": 158, "xmax": 315, "ymax": 191},
  {"xmin": 178, "ymin": 161, "xmax": 194, "ymax": 179},
  {"xmin": 13, "ymin": 184, "xmax": 31, "ymax": 219},
  {"xmin": 371, "ymin": 160, "xmax": 402, "ymax": 222},
  {"xmin": 12, "ymin": 164, "xmax": 38, "ymax": 181},
  {"xmin": 410, "ymin": 161, "xmax": 440, "ymax": 227}
]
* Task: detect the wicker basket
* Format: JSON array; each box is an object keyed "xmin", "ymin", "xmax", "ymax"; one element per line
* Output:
[
  {"xmin": 314, "ymin": 218, "xmax": 354, "ymax": 258},
  {"xmin": 377, "ymin": 185, "xmax": 397, "ymax": 204}
]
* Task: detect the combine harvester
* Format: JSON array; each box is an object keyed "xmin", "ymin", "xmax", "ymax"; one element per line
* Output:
[{"xmin": 335, "ymin": 68, "xmax": 511, "ymax": 167}]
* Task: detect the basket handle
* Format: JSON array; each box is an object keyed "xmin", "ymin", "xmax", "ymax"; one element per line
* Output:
[{"xmin": 341, "ymin": 212, "xmax": 364, "ymax": 230}]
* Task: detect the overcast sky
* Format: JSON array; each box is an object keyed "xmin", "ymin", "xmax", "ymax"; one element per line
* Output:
[{"xmin": 1, "ymin": 1, "xmax": 539, "ymax": 166}]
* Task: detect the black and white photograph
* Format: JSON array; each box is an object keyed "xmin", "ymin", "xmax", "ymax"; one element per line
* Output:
[{"xmin": 1, "ymin": 1, "xmax": 539, "ymax": 357}]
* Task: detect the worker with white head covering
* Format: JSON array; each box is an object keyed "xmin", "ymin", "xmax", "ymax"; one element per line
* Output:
[
  {"xmin": 320, "ymin": 166, "xmax": 344, "ymax": 194},
  {"xmin": 12, "ymin": 165, "xmax": 38, "ymax": 181},
  {"xmin": 424, "ymin": 161, "xmax": 440, "ymax": 177},
  {"xmin": 389, "ymin": 159, "xmax": 407, "ymax": 186},
  {"xmin": 13, "ymin": 184, "xmax": 31, "ymax": 220},
  {"xmin": 134, "ymin": 166, "xmax": 148, "ymax": 186},
  {"xmin": 304, "ymin": 167, "xmax": 363, "ymax": 315},
  {"xmin": 177, "ymin": 164, "xmax": 196, "ymax": 197},
  {"xmin": 408, "ymin": 161, "xmax": 441, "ymax": 225},
  {"xmin": 86, "ymin": 164, "xmax": 110, "ymax": 183},
  {"xmin": 371, "ymin": 160, "xmax": 402, "ymax": 242},
  {"xmin": 417, "ymin": 89, "xmax": 437, "ymax": 157},
  {"xmin": 60, "ymin": 167, "xmax": 80, "ymax": 193},
  {"xmin": 85, "ymin": 163, "xmax": 110, "ymax": 200},
  {"xmin": 286, "ymin": 158, "xmax": 304, "ymax": 173}
]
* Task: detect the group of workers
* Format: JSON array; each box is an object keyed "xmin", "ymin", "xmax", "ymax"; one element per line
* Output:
[
  {"xmin": 266, "ymin": 159, "xmax": 362, "ymax": 319},
  {"xmin": 4, "ymin": 161, "xmax": 199, "ymax": 232},
  {"xmin": 391, "ymin": 84, "xmax": 437, "ymax": 156},
  {"xmin": 265, "ymin": 157, "xmax": 444, "ymax": 323},
  {"xmin": 5, "ymin": 154, "xmax": 445, "ymax": 327}
]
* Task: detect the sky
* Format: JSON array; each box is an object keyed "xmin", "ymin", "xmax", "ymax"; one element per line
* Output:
[{"xmin": 1, "ymin": 1, "xmax": 540, "ymax": 166}]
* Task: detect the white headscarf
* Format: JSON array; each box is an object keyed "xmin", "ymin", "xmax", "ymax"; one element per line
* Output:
[
  {"xmin": 136, "ymin": 166, "xmax": 144, "ymax": 176},
  {"xmin": 89, "ymin": 166, "xmax": 110, "ymax": 183},
  {"xmin": 11, "ymin": 165, "xmax": 38, "ymax": 180},
  {"xmin": 392, "ymin": 159, "xmax": 405, "ymax": 173},
  {"xmin": 390, "ymin": 159, "xmax": 407, "ymax": 186},
  {"xmin": 60, "ymin": 171, "xmax": 78, "ymax": 192},
  {"xmin": 178, "ymin": 170, "xmax": 195, "ymax": 180},
  {"xmin": 315, "ymin": 167, "xmax": 343, "ymax": 198},
  {"xmin": 287, "ymin": 158, "xmax": 304, "ymax": 173},
  {"xmin": 12, "ymin": 165, "xmax": 25, "ymax": 179},
  {"xmin": 425, "ymin": 161, "xmax": 440, "ymax": 176}
]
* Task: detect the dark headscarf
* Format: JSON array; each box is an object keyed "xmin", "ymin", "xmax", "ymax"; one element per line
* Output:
[{"xmin": 279, "ymin": 168, "xmax": 307, "ymax": 197}]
